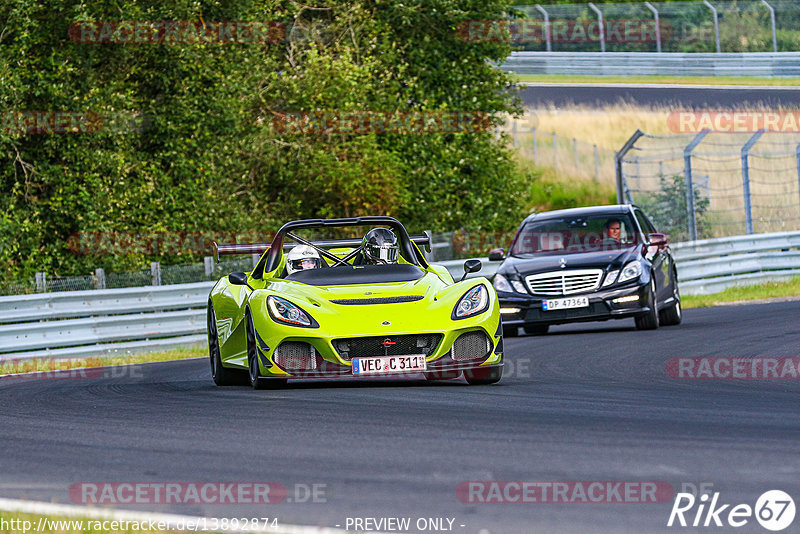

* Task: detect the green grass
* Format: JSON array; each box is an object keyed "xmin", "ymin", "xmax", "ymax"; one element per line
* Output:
[
  {"xmin": 517, "ymin": 158, "xmax": 617, "ymax": 213},
  {"xmin": 682, "ymin": 275, "xmax": 800, "ymax": 309},
  {"xmin": 513, "ymin": 74, "xmax": 800, "ymax": 86},
  {"xmin": 0, "ymin": 346, "xmax": 205, "ymax": 375}
]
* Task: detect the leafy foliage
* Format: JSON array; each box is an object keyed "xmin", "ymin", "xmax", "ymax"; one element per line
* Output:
[
  {"xmin": 635, "ymin": 173, "xmax": 711, "ymax": 242},
  {"xmin": 0, "ymin": 0, "xmax": 525, "ymax": 282}
]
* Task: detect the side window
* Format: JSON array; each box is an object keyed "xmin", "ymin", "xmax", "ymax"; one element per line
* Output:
[{"xmin": 634, "ymin": 209, "xmax": 656, "ymax": 235}]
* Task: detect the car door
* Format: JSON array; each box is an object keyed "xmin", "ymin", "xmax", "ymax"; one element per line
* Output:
[{"xmin": 633, "ymin": 208, "xmax": 671, "ymax": 302}]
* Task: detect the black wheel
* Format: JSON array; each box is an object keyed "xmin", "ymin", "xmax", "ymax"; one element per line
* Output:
[
  {"xmin": 208, "ymin": 304, "xmax": 248, "ymax": 386},
  {"xmin": 523, "ymin": 324, "xmax": 549, "ymax": 335},
  {"xmin": 245, "ymin": 310, "xmax": 287, "ymax": 390},
  {"xmin": 502, "ymin": 325, "xmax": 519, "ymax": 338},
  {"xmin": 635, "ymin": 277, "xmax": 660, "ymax": 330},
  {"xmin": 464, "ymin": 365, "xmax": 502, "ymax": 385},
  {"xmin": 424, "ymin": 369, "xmax": 462, "ymax": 381},
  {"xmin": 659, "ymin": 274, "xmax": 682, "ymax": 326}
]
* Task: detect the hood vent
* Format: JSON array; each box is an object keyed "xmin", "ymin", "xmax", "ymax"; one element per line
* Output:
[{"xmin": 330, "ymin": 295, "xmax": 424, "ymax": 305}]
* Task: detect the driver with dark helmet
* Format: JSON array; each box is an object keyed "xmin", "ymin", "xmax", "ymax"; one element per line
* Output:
[{"xmin": 361, "ymin": 228, "xmax": 399, "ymax": 265}]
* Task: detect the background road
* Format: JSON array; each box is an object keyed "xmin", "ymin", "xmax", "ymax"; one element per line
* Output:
[
  {"xmin": 519, "ymin": 83, "xmax": 800, "ymax": 109},
  {"xmin": 2, "ymin": 301, "xmax": 799, "ymax": 534}
]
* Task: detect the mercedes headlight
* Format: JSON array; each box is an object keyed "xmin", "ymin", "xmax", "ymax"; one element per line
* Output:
[
  {"xmin": 494, "ymin": 274, "xmax": 512, "ymax": 293},
  {"xmin": 602, "ymin": 270, "xmax": 619, "ymax": 287},
  {"xmin": 453, "ymin": 285, "xmax": 489, "ymax": 320},
  {"xmin": 494, "ymin": 274, "xmax": 527, "ymax": 294},
  {"xmin": 616, "ymin": 261, "xmax": 642, "ymax": 284}
]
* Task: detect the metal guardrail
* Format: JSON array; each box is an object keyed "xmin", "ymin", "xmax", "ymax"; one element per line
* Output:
[
  {"xmin": 501, "ymin": 52, "xmax": 800, "ymax": 77},
  {"xmin": 0, "ymin": 231, "xmax": 797, "ymax": 360}
]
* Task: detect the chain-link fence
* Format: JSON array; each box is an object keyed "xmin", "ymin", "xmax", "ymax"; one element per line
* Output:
[
  {"xmin": 619, "ymin": 131, "xmax": 800, "ymax": 240},
  {"xmin": 502, "ymin": 122, "xmax": 618, "ymax": 186},
  {"xmin": 513, "ymin": 1, "xmax": 800, "ymax": 53}
]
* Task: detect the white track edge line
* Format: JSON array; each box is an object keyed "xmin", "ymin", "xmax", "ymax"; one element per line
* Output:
[
  {"xmin": 518, "ymin": 82, "xmax": 800, "ymax": 90},
  {"xmin": 0, "ymin": 497, "xmax": 356, "ymax": 534}
]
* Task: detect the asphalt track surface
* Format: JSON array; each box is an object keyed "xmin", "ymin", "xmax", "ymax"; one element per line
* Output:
[
  {"xmin": 518, "ymin": 83, "xmax": 800, "ymax": 109},
  {"xmin": 1, "ymin": 300, "xmax": 799, "ymax": 534}
]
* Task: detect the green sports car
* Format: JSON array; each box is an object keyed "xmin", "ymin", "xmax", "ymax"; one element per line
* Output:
[{"xmin": 207, "ymin": 216, "xmax": 503, "ymax": 389}]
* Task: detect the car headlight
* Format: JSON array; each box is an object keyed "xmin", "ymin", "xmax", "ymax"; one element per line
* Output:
[
  {"xmin": 267, "ymin": 296, "xmax": 317, "ymax": 327},
  {"xmin": 453, "ymin": 285, "xmax": 489, "ymax": 320},
  {"xmin": 602, "ymin": 270, "xmax": 619, "ymax": 287},
  {"xmin": 494, "ymin": 274, "xmax": 527, "ymax": 294},
  {"xmin": 617, "ymin": 261, "xmax": 642, "ymax": 284},
  {"xmin": 494, "ymin": 274, "xmax": 512, "ymax": 292}
]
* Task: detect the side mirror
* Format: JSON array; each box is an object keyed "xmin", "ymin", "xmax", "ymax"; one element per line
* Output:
[
  {"xmin": 228, "ymin": 272, "xmax": 249, "ymax": 286},
  {"xmin": 488, "ymin": 248, "xmax": 505, "ymax": 261},
  {"xmin": 648, "ymin": 233, "xmax": 668, "ymax": 249},
  {"xmin": 461, "ymin": 259, "xmax": 482, "ymax": 281}
]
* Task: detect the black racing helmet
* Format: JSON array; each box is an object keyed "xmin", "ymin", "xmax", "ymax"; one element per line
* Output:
[{"xmin": 362, "ymin": 228, "xmax": 399, "ymax": 264}]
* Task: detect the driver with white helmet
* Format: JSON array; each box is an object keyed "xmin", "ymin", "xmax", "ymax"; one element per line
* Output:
[{"xmin": 286, "ymin": 245, "xmax": 321, "ymax": 275}]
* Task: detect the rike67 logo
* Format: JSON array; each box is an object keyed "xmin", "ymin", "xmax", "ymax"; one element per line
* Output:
[{"xmin": 668, "ymin": 490, "xmax": 795, "ymax": 531}]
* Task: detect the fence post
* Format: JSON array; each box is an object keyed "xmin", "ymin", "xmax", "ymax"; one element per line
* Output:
[
  {"xmin": 512, "ymin": 121, "xmax": 518, "ymax": 148},
  {"xmin": 573, "ymin": 138, "xmax": 578, "ymax": 168},
  {"xmin": 615, "ymin": 129, "xmax": 644, "ymax": 204},
  {"xmin": 35, "ymin": 272, "xmax": 46, "ymax": 293},
  {"xmin": 95, "ymin": 268, "xmax": 106, "ymax": 290},
  {"xmin": 684, "ymin": 129, "xmax": 710, "ymax": 241},
  {"xmin": 533, "ymin": 128, "xmax": 538, "ymax": 160},
  {"xmin": 761, "ymin": 0, "xmax": 777, "ymax": 53},
  {"xmin": 703, "ymin": 0, "xmax": 721, "ymax": 53},
  {"xmin": 151, "ymin": 262, "xmax": 161, "ymax": 286},
  {"xmin": 588, "ymin": 3, "xmax": 605, "ymax": 53},
  {"xmin": 741, "ymin": 129, "xmax": 765, "ymax": 235},
  {"xmin": 593, "ymin": 144, "xmax": 599, "ymax": 181},
  {"xmin": 204, "ymin": 256, "xmax": 214, "ymax": 277},
  {"xmin": 534, "ymin": 5, "xmax": 551, "ymax": 52},
  {"xmin": 644, "ymin": 1, "xmax": 661, "ymax": 53},
  {"xmin": 552, "ymin": 132, "xmax": 558, "ymax": 174},
  {"xmin": 659, "ymin": 160, "xmax": 664, "ymax": 178}
]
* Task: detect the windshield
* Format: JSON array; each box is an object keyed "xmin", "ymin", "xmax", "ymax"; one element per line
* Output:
[{"xmin": 511, "ymin": 214, "xmax": 639, "ymax": 255}]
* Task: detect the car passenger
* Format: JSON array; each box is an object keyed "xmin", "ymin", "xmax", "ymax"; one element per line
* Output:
[{"xmin": 286, "ymin": 245, "xmax": 321, "ymax": 275}]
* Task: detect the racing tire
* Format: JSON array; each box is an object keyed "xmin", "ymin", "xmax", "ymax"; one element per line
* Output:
[
  {"xmin": 502, "ymin": 325, "xmax": 519, "ymax": 338},
  {"xmin": 659, "ymin": 276, "xmax": 682, "ymax": 326},
  {"xmin": 464, "ymin": 365, "xmax": 502, "ymax": 385},
  {"xmin": 635, "ymin": 277, "xmax": 660, "ymax": 331},
  {"xmin": 245, "ymin": 310, "xmax": 287, "ymax": 390},
  {"xmin": 208, "ymin": 304, "xmax": 248, "ymax": 386},
  {"xmin": 523, "ymin": 324, "xmax": 549, "ymax": 335}
]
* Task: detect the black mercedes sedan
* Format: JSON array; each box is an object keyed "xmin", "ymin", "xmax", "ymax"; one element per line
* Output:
[{"xmin": 491, "ymin": 205, "xmax": 681, "ymax": 336}]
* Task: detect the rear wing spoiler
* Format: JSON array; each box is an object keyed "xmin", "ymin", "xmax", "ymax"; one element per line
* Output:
[{"xmin": 213, "ymin": 231, "xmax": 432, "ymax": 263}]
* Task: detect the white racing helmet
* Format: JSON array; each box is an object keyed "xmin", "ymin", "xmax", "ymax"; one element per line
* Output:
[{"xmin": 286, "ymin": 245, "xmax": 321, "ymax": 275}]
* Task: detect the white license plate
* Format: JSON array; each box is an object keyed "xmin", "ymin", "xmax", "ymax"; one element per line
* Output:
[
  {"xmin": 352, "ymin": 355, "xmax": 427, "ymax": 375},
  {"xmin": 542, "ymin": 296, "xmax": 590, "ymax": 311}
]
